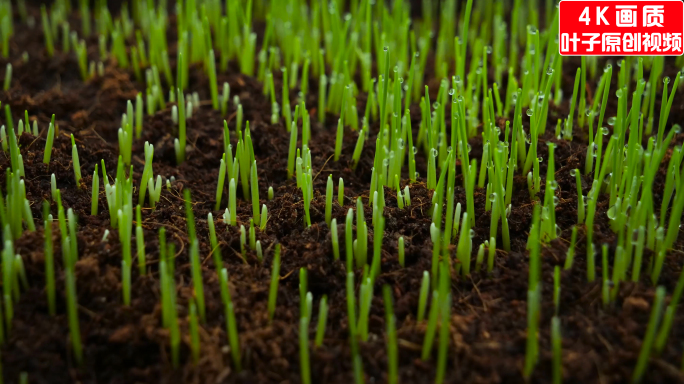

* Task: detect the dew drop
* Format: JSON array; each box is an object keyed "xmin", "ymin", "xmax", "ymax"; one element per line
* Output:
[
  {"xmin": 607, "ymin": 117, "xmax": 616, "ymax": 126},
  {"xmin": 664, "ymin": 76, "xmax": 671, "ymax": 85},
  {"xmin": 431, "ymin": 148, "xmax": 438, "ymax": 157},
  {"xmin": 526, "ymin": 109, "xmax": 534, "ymax": 117},
  {"xmin": 413, "ymin": 146, "xmax": 418, "ymax": 154},
  {"xmin": 570, "ymin": 169, "xmax": 577, "ymax": 177}
]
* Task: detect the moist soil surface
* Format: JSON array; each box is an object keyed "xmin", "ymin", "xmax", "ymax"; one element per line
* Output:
[{"xmin": 2, "ymin": 4, "xmax": 684, "ymax": 384}]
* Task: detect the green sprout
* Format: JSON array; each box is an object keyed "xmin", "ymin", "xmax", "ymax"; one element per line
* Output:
[
  {"xmin": 135, "ymin": 205, "xmax": 146, "ymax": 276},
  {"xmin": 219, "ymin": 268, "xmax": 242, "ymax": 371},
  {"xmin": 65, "ymin": 267, "xmax": 83, "ymax": 365},
  {"xmin": 208, "ymin": 50, "xmax": 219, "ymax": 110},
  {"xmin": 255, "ymin": 240, "xmax": 263, "ymax": 262},
  {"xmin": 602, "ymin": 243, "xmax": 611, "ymax": 308},
  {"xmin": 215, "ymin": 154, "xmax": 227, "ymax": 210},
  {"xmin": 221, "ymin": 82, "xmax": 230, "ymax": 116},
  {"xmin": 435, "ymin": 292, "xmax": 451, "ymax": 384},
  {"xmin": 572, "ymin": 169, "xmax": 584, "ymax": 224},
  {"xmin": 551, "ymin": 316, "xmax": 562, "ymax": 384},
  {"xmin": 138, "ymin": 142, "xmax": 154, "ymax": 206},
  {"xmin": 325, "ymin": 175, "xmax": 333, "ymax": 226},
  {"xmin": 314, "ymin": 295, "xmax": 328, "ymax": 347},
  {"xmin": 43, "ymin": 201, "xmax": 55, "ymax": 315},
  {"xmin": 260, "ymin": 204, "xmax": 268, "ymax": 230},
  {"xmin": 43, "ymin": 115, "xmax": 56, "ymax": 165},
  {"xmin": 475, "ymin": 243, "xmax": 486, "ymax": 273},
  {"xmin": 240, "ymin": 224, "xmax": 246, "ymax": 257},
  {"xmin": 632, "ymin": 287, "xmax": 666, "ymax": 384},
  {"xmin": 117, "ymin": 204, "xmax": 133, "ymax": 305},
  {"xmin": 71, "ymin": 135, "xmax": 81, "ymax": 185},
  {"xmin": 135, "ymin": 93, "xmax": 143, "ymax": 138},
  {"xmin": 188, "ymin": 300, "xmax": 200, "ymax": 364},
  {"xmin": 41, "ymin": 5, "xmax": 54, "ymax": 57},
  {"xmin": 3, "ymin": 63, "xmax": 11, "ymax": 91},
  {"xmin": 383, "ymin": 285, "xmax": 398, "ymax": 384},
  {"xmin": 249, "ymin": 218, "xmax": 256, "ymax": 250},
  {"xmin": 655, "ymin": 265, "xmax": 684, "ymax": 353},
  {"xmin": 456, "ymin": 212, "xmax": 471, "ymax": 276},
  {"xmin": 184, "ymin": 190, "xmax": 205, "ymax": 322},
  {"xmin": 0, "ymin": 125, "xmax": 6, "ymax": 153},
  {"xmin": 268, "ymin": 244, "xmax": 281, "ymax": 322},
  {"xmin": 229, "ymin": 179, "xmax": 237, "ymax": 226},
  {"xmin": 345, "ymin": 209, "xmax": 354, "ymax": 271},
  {"xmin": 299, "ymin": 316, "xmax": 311, "ymax": 384},
  {"xmin": 331, "ymin": 219, "xmax": 339, "ymax": 261},
  {"xmin": 175, "ymin": 89, "xmax": 186, "ymax": 164},
  {"xmin": 91, "ymin": 165, "xmax": 99, "ymax": 215},
  {"xmin": 287, "ymin": 121, "xmax": 298, "ymax": 178},
  {"xmin": 421, "ymin": 290, "xmax": 439, "ymax": 360},
  {"xmin": 299, "ymin": 267, "xmax": 308, "ymax": 319},
  {"xmin": 398, "ymin": 236, "xmax": 405, "ymax": 268},
  {"xmin": 524, "ymin": 205, "xmax": 542, "ymax": 379}
]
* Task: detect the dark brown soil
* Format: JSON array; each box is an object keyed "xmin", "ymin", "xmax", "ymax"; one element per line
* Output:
[{"xmin": 1, "ymin": 4, "xmax": 684, "ymax": 384}]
